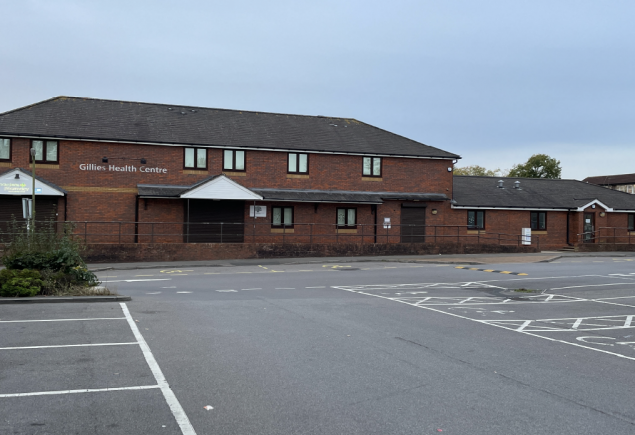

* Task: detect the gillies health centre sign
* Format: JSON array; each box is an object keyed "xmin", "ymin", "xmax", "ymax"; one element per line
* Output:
[{"xmin": 79, "ymin": 164, "xmax": 168, "ymax": 174}]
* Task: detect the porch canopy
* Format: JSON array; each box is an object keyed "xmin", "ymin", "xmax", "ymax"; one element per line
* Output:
[{"xmin": 0, "ymin": 168, "xmax": 66, "ymax": 197}]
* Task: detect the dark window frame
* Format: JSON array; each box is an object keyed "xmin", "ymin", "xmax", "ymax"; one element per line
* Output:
[
  {"xmin": 271, "ymin": 206, "xmax": 294, "ymax": 228},
  {"xmin": 0, "ymin": 137, "xmax": 11, "ymax": 162},
  {"xmin": 467, "ymin": 210, "xmax": 485, "ymax": 230},
  {"xmin": 287, "ymin": 153, "xmax": 309, "ymax": 174},
  {"xmin": 223, "ymin": 149, "xmax": 246, "ymax": 172},
  {"xmin": 30, "ymin": 139, "xmax": 59, "ymax": 164},
  {"xmin": 337, "ymin": 207, "xmax": 357, "ymax": 229},
  {"xmin": 362, "ymin": 156, "xmax": 382, "ymax": 177},
  {"xmin": 530, "ymin": 211, "xmax": 547, "ymax": 231},
  {"xmin": 628, "ymin": 214, "xmax": 635, "ymax": 232},
  {"xmin": 183, "ymin": 147, "xmax": 207, "ymax": 170}
]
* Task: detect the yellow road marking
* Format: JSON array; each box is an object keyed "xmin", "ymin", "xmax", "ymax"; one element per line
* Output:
[{"xmin": 500, "ymin": 271, "xmax": 512, "ymax": 274}]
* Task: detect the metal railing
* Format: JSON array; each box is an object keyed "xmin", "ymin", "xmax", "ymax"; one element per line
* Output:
[
  {"xmin": 0, "ymin": 220, "xmax": 541, "ymax": 248},
  {"xmin": 578, "ymin": 227, "xmax": 635, "ymax": 245}
]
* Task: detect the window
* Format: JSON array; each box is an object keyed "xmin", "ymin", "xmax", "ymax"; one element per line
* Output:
[
  {"xmin": 184, "ymin": 147, "xmax": 207, "ymax": 169},
  {"xmin": 288, "ymin": 153, "xmax": 308, "ymax": 174},
  {"xmin": 272, "ymin": 206, "xmax": 293, "ymax": 227},
  {"xmin": 629, "ymin": 214, "xmax": 635, "ymax": 231},
  {"xmin": 0, "ymin": 138, "xmax": 11, "ymax": 161},
  {"xmin": 467, "ymin": 210, "xmax": 484, "ymax": 229},
  {"xmin": 31, "ymin": 140, "xmax": 58, "ymax": 163},
  {"xmin": 362, "ymin": 157, "xmax": 381, "ymax": 177},
  {"xmin": 223, "ymin": 150, "xmax": 245, "ymax": 171},
  {"xmin": 530, "ymin": 211, "xmax": 547, "ymax": 230},
  {"xmin": 337, "ymin": 208, "xmax": 357, "ymax": 228}
]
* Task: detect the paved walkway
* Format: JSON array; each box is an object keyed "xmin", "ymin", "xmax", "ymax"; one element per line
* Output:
[{"xmin": 86, "ymin": 251, "xmax": 635, "ymax": 271}]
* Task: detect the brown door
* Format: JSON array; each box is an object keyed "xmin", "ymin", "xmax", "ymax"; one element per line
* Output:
[
  {"xmin": 583, "ymin": 213, "xmax": 594, "ymax": 243},
  {"xmin": 400, "ymin": 206, "xmax": 426, "ymax": 243},
  {"xmin": 0, "ymin": 196, "xmax": 58, "ymax": 240},
  {"xmin": 184, "ymin": 200, "xmax": 245, "ymax": 243}
]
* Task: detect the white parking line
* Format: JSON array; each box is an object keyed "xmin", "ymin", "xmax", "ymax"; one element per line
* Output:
[
  {"xmin": 0, "ymin": 385, "xmax": 160, "ymax": 398},
  {"xmin": 120, "ymin": 303, "xmax": 196, "ymax": 435},
  {"xmin": 0, "ymin": 317, "xmax": 125, "ymax": 323},
  {"xmin": 0, "ymin": 342, "xmax": 138, "ymax": 350}
]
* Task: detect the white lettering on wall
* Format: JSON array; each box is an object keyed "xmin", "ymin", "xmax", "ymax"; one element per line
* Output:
[{"xmin": 79, "ymin": 164, "xmax": 167, "ymax": 174}]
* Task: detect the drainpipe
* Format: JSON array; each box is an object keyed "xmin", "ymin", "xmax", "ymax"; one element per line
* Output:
[
  {"xmin": 566, "ymin": 209, "xmax": 572, "ymax": 246},
  {"xmin": 372, "ymin": 204, "xmax": 377, "ymax": 243},
  {"xmin": 134, "ymin": 195, "xmax": 139, "ymax": 243}
]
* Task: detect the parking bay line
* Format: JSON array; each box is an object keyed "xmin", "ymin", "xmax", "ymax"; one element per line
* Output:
[
  {"xmin": 0, "ymin": 317, "xmax": 125, "ymax": 323},
  {"xmin": 120, "ymin": 303, "xmax": 196, "ymax": 435},
  {"xmin": 0, "ymin": 342, "xmax": 138, "ymax": 350},
  {"xmin": 0, "ymin": 385, "xmax": 160, "ymax": 398}
]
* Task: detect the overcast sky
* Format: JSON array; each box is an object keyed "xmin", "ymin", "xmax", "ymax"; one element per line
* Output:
[{"xmin": 1, "ymin": 0, "xmax": 634, "ymax": 179}]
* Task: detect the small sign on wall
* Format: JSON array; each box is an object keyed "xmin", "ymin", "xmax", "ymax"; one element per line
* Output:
[
  {"xmin": 521, "ymin": 228, "xmax": 531, "ymax": 245},
  {"xmin": 249, "ymin": 205, "xmax": 266, "ymax": 217},
  {"xmin": 383, "ymin": 217, "xmax": 391, "ymax": 229}
]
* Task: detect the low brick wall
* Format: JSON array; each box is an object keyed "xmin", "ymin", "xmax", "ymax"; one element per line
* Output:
[{"xmin": 83, "ymin": 242, "xmax": 538, "ymax": 263}]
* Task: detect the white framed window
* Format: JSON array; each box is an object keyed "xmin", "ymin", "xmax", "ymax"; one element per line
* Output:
[
  {"xmin": 224, "ymin": 150, "xmax": 245, "ymax": 171},
  {"xmin": 362, "ymin": 157, "xmax": 381, "ymax": 177}
]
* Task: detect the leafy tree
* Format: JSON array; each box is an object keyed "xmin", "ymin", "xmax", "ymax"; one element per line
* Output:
[
  {"xmin": 454, "ymin": 165, "xmax": 504, "ymax": 177},
  {"xmin": 507, "ymin": 154, "xmax": 562, "ymax": 179}
]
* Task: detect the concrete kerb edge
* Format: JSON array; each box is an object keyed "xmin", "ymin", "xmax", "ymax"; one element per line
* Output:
[{"xmin": 0, "ymin": 295, "xmax": 132, "ymax": 304}]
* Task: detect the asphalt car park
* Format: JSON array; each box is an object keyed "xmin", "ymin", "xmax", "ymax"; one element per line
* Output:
[{"xmin": 2, "ymin": 254, "xmax": 635, "ymax": 434}]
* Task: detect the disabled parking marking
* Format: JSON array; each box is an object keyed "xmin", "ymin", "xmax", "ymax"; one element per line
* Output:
[
  {"xmin": 390, "ymin": 294, "xmax": 581, "ymax": 306},
  {"xmin": 483, "ymin": 315, "xmax": 635, "ymax": 332},
  {"xmin": 332, "ymin": 283, "xmax": 635, "ymax": 362}
]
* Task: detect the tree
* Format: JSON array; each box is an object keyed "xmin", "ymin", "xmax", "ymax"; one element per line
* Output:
[
  {"xmin": 454, "ymin": 165, "xmax": 503, "ymax": 177},
  {"xmin": 507, "ymin": 154, "xmax": 562, "ymax": 179}
]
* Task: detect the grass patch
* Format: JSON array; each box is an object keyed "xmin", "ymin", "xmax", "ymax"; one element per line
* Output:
[{"xmin": 513, "ymin": 288, "xmax": 539, "ymax": 293}]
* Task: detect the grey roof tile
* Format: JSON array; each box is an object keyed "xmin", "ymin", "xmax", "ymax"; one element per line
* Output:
[
  {"xmin": 0, "ymin": 97, "xmax": 460, "ymax": 159},
  {"xmin": 453, "ymin": 176, "xmax": 635, "ymax": 210}
]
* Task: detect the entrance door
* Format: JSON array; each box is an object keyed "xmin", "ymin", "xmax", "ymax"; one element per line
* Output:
[
  {"xmin": 400, "ymin": 206, "xmax": 426, "ymax": 243},
  {"xmin": 185, "ymin": 200, "xmax": 245, "ymax": 243},
  {"xmin": 583, "ymin": 213, "xmax": 594, "ymax": 243}
]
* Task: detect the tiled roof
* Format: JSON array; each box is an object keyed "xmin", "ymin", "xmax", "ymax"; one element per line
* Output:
[
  {"xmin": 0, "ymin": 97, "xmax": 460, "ymax": 159},
  {"xmin": 453, "ymin": 176, "xmax": 635, "ymax": 210},
  {"xmin": 583, "ymin": 173, "xmax": 635, "ymax": 185}
]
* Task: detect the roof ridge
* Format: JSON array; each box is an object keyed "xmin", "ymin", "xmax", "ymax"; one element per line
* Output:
[
  {"xmin": 14, "ymin": 95, "xmax": 356, "ymax": 121},
  {"xmin": 0, "ymin": 96, "xmax": 63, "ymax": 117}
]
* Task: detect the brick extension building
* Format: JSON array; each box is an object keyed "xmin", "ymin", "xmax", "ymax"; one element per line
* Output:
[{"xmin": 0, "ymin": 96, "xmax": 633, "ymax": 256}]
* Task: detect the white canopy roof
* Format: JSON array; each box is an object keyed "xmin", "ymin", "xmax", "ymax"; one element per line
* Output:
[{"xmin": 0, "ymin": 169, "xmax": 65, "ymax": 196}]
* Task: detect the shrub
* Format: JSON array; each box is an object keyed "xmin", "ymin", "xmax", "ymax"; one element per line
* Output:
[{"xmin": 0, "ymin": 269, "xmax": 43, "ymax": 297}]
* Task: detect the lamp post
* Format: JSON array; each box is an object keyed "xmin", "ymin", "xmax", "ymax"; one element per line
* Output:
[{"xmin": 30, "ymin": 147, "xmax": 36, "ymax": 235}]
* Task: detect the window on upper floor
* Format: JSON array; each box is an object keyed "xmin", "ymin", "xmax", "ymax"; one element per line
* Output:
[
  {"xmin": 31, "ymin": 140, "xmax": 58, "ymax": 163},
  {"xmin": 337, "ymin": 207, "xmax": 357, "ymax": 228},
  {"xmin": 362, "ymin": 157, "xmax": 381, "ymax": 177},
  {"xmin": 0, "ymin": 138, "xmax": 11, "ymax": 161},
  {"xmin": 530, "ymin": 211, "xmax": 547, "ymax": 230},
  {"xmin": 223, "ymin": 150, "xmax": 245, "ymax": 171},
  {"xmin": 272, "ymin": 206, "xmax": 294, "ymax": 227},
  {"xmin": 184, "ymin": 147, "xmax": 207, "ymax": 169},
  {"xmin": 628, "ymin": 214, "xmax": 635, "ymax": 231},
  {"xmin": 467, "ymin": 210, "xmax": 484, "ymax": 230},
  {"xmin": 288, "ymin": 153, "xmax": 308, "ymax": 174}
]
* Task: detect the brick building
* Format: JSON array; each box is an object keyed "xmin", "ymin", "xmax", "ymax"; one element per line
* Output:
[
  {"xmin": 0, "ymin": 97, "xmax": 461, "ymax": 246},
  {"xmin": 583, "ymin": 173, "xmax": 635, "ymax": 194},
  {"xmin": 0, "ymin": 96, "xmax": 633, "ymax": 255}
]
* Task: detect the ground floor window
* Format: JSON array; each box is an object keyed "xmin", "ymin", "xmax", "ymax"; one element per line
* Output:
[
  {"xmin": 467, "ymin": 210, "xmax": 484, "ymax": 229},
  {"xmin": 337, "ymin": 208, "xmax": 356, "ymax": 228},
  {"xmin": 629, "ymin": 214, "xmax": 635, "ymax": 231},
  {"xmin": 272, "ymin": 206, "xmax": 293, "ymax": 227},
  {"xmin": 530, "ymin": 211, "xmax": 547, "ymax": 230}
]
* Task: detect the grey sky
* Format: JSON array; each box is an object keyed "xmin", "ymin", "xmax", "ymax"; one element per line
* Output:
[{"xmin": 2, "ymin": 0, "xmax": 633, "ymax": 179}]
